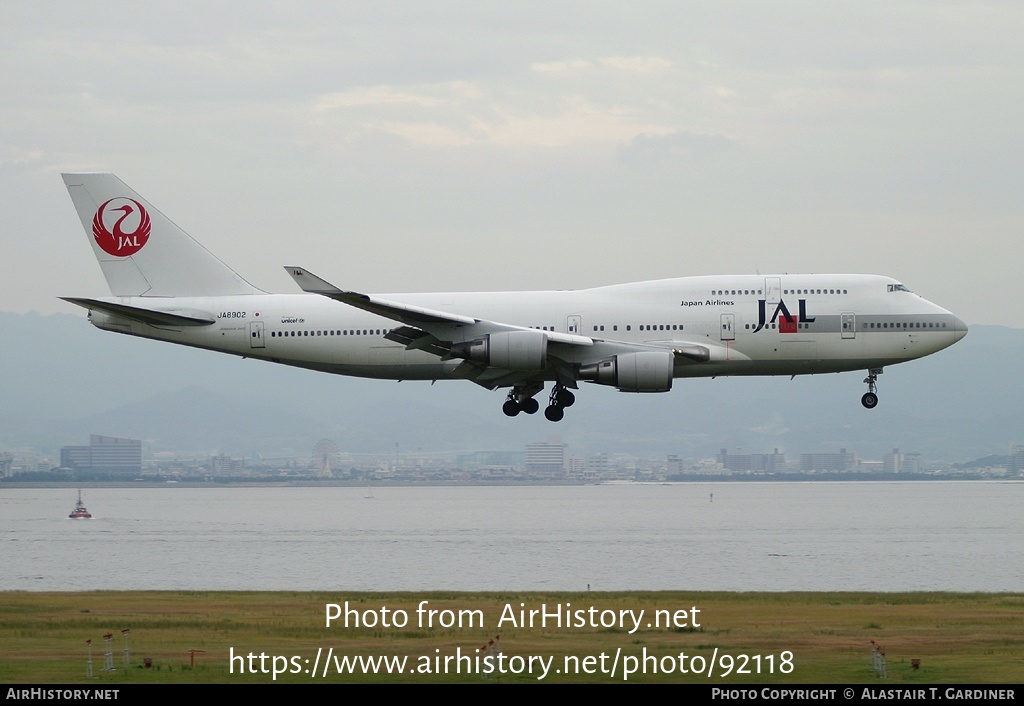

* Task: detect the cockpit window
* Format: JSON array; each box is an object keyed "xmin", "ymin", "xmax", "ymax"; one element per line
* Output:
[{"xmin": 887, "ymin": 284, "xmax": 912, "ymax": 293}]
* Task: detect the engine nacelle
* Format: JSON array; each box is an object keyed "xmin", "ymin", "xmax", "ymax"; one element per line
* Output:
[
  {"xmin": 578, "ymin": 351, "xmax": 674, "ymax": 392},
  {"xmin": 449, "ymin": 330, "xmax": 548, "ymax": 370}
]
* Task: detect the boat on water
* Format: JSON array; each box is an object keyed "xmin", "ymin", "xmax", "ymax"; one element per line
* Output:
[{"xmin": 68, "ymin": 489, "xmax": 92, "ymax": 519}]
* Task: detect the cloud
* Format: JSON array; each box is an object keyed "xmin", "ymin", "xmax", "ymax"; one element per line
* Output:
[
  {"xmin": 531, "ymin": 56, "xmax": 672, "ymax": 75},
  {"xmin": 618, "ymin": 130, "xmax": 738, "ymax": 168},
  {"xmin": 598, "ymin": 56, "xmax": 673, "ymax": 73},
  {"xmin": 316, "ymin": 83, "xmax": 479, "ymax": 111},
  {"xmin": 312, "ymin": 80, "xmax": 678, "ymax": 149},
  {"xmin": 469, "ymin": 98, "xmax": 676, "ymax": 148},
  {"xmin": 530, "ymin": 59, "xmax": 592, "ymax": 73}
]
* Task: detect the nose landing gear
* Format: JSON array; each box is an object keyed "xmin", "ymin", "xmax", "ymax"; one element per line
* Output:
[{"xmin": 862, "ymin": 367, "xmax": 882, "ymax": 409}]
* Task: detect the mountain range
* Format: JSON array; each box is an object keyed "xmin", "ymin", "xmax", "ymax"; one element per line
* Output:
[{"xmin": 1, "ymin": 310, "xmax": 1019, "ymax": 463}]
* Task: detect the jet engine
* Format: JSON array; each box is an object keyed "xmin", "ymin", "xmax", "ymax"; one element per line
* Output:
[
  {"xmin": 449, "ymin": 330, "xmax": 548, "ymax": 370},
  {"xmin": 577, "ymin": 351, "xmax": 674, "ymax": 392}
]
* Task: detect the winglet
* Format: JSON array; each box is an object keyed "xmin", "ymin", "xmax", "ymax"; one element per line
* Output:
[{"xmin": 284, "ymin": 266, "xmax": 346, "ymax": 295}]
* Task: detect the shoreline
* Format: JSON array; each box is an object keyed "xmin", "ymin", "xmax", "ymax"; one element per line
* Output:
[{"xmin": 2, "ymin": 475, "xmax": 1021, "ymax": 489}]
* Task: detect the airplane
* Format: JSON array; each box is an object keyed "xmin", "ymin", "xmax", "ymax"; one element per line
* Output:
[{"xmin": 60, "ymin": 173, "xmax": 968, "ymax": 422}]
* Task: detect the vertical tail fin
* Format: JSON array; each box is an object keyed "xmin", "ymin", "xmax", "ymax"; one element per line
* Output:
[{"xmin": 62, "ymin": 173, "xmax": 262, "ymax": 297}]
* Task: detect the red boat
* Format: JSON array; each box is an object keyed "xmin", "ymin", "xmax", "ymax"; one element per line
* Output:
[{"xmin": 69, "ymin": 490, "xmax": 92, "ymax": 519}]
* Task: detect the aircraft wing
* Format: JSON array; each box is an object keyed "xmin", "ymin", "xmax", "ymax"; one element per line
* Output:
[
  {"xmin": 285, "ymin": 266, "xmax": 594, "ymax": 347},
  {"xmin": 285, "ymin": 266, "xmax": 717, "ymax": 391},
  {"xmin": 286, "ymin": 267, "xmax": 477, "ymax": 326}
]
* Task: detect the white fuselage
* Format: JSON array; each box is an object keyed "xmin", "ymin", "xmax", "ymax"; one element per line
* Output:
[{"xmin": 88, "ymin": 273, "xmax": 967, "ymax": 383}]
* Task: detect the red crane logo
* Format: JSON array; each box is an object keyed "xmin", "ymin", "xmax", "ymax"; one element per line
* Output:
[{"xmin": 92, "ymin": 198, "xmax": 152, "ymax": 257}]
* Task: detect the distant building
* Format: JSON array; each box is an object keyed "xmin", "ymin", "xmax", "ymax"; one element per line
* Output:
[
  {"xmin": 587, "ymin": 453, "xmax": 611, "ymax": 478},
  {"xmin": 60, "ymin": 435, "xmax": 142, "ymax": 473},
  {"xmin": 456, "ymin": 450, "xmax": 524, "ymax": 471},
  {"xmin": 1010, "ymin": 444, "xmax": 1024, "ymax": 474},
  {"xmin": 881, "ymin": 447, "xmax": 921, "ymax": 473},
  {"xmin": 526, "ymin": 442, "xmax": 567, "ymax": 477},
  {"xmin": 212, "ymin": 453, "xmax": 245, "ymax": 475},
  {"xmin": 718, "ymin": 448, "xmax": 786, "ymax": 473},
  {"xmin": 0, "ymin": 452, "xmax": 12, "ymax": 478},
  {"xmin": 883, "ymin": 448, "xmax": 902, "ymax": 473},
  {"xmin": 800, "ymin": 448, "xmax": 857, "ymax": 472},
  {"xmin": 566, "ymin": 456, "xmax": 594, "ymax": 480}
]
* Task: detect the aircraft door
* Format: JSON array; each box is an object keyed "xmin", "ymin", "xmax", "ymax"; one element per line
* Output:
[
  {"xmin": 249, "ymin": 321, "xmax": 265, "ymax": 348},
  {"xmin": 720, "ymin": 314, "xmax": 735, "ymax": 341},
  {"xmin": 567, "ymin": 315, "xmax": 582, "ymax": 334},
  {"xmin": 841, "ymin": 312, "xmax": 856, "ymax": 339},
  {"xmin": 765, "ymin": 277, "xmax": 781, "ymax": 303}
]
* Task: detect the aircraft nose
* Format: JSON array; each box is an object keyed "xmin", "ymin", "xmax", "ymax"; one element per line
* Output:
[{"xmin": 951, "ymin": 315, "xmax": 968, "ymax": 342}]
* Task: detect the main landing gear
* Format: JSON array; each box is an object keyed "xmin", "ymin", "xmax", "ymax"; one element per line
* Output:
[
  {"xmin": 502, "ymin": 384, "xmax": 576, "ymax": 422},
  {"xmin": 543, "ymin": 385, "xmax": 575, "ymax": 422},
  {"xmin": 862, "ymin": 367, "xmax": 882, "ymax": 409},
  {"xmin": 502, "ymin": 382, "xmax": 543, "ymax": 417}
]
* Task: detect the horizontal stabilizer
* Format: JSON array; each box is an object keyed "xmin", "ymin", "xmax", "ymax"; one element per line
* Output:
[{"xmin": 60, "ymin": 297, "xmax": 216, "ymax": 327}]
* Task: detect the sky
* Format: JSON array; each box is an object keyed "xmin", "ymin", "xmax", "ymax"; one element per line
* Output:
[{"xmin": 3, "ymin": 1, "xmax": 1023, "ymax": 326}]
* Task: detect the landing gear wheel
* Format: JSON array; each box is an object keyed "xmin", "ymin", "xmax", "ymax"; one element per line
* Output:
[
  {"xmin": 543, "ymin": 384, "xmax": 574, "ymax": 421},
  {"xmin": 555, "ymin": 389, "xmax": 575, "ymax": 407},
  {"xmin": 544, "ymin": 405, "xmax": 565, "ymax": 422},
  {"xmin": 503, "ymin": 383, "xmax": 543, "ymax": 418},
  {"xmin": 861, "ymin": 367, "xmax": 882, "ymax": 410}
]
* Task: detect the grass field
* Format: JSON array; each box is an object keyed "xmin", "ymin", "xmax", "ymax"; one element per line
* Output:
[{"xmin": 1, "ymin": 591, "xmax": 1021, "ymax": 683}]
